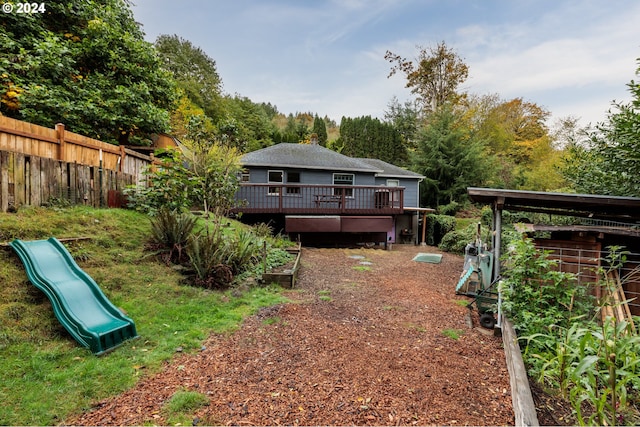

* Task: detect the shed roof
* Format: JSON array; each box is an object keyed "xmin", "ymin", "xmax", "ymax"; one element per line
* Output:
[
  {"xmin": 467, "ymin": 187, "xmax": 640, "ymax": 223},
  {"xmin": 240, "ymin": 143, "xmax": 382, "ymax": 173}
]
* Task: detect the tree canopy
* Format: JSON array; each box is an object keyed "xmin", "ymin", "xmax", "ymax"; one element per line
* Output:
[
  {"xmin": 561, "ymin": 57, "xmax": 640, "ymax": 197},
  {"xmin": 385, "ymin": 42, "xmax": 468, "ymax": 114},
  {"xmin": 154, "ymin": 34, "xmax": 224, "ymax": 121},
  {"xmin": 412, "ymin": 104, "xmax": 492, "ymax": 207},
  {"xmin": 338, "ymin": 116, "xmax": 408, "ymax": 165},
  {"xmin": 0, "ymin": 0, "xmax": 177, "ymax": 144}
]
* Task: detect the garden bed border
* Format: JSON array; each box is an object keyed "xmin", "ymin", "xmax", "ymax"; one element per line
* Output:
[
  {"xmin": 502, "ymin": 316, "xmax": 539, "ymax": 426},
  {"xmin": 260, "ymin": 243, "xmax": 302, "ymax": 288}
]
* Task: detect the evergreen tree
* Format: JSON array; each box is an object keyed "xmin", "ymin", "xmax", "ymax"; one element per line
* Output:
[
  {"xmin": 338, "ymin": 116, "xmax": 408, "ymax": 165},
  {"xmin": 412, "ymin": 105, "xmax": 491, "ymax": 207},
  {"xmin": 312, "ymin": 115, "xmax": 328, "ymax": 146}
]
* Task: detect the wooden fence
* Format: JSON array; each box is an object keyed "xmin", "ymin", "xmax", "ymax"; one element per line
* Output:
[{"xmin": 0, "ymin": 116, "xmax": 157, "ymax": 211}]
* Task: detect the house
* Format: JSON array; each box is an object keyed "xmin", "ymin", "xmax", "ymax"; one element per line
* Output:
[{"xmin": 231, "ymin": 140, "xmax": 426, "ymax": 246}]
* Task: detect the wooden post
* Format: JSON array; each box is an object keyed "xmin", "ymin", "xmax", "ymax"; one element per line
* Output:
[
  {"xmin": 0, "ymin": 152, "xmax": 8, "ymax": 212},
  {"xmin": 421, "ymin": 211, "xmax": 428, "ymax": 245},
  {"xmin": 119, "ymin": 144, "xmax": 126, "ymax": 172},
  {"xmin": 56, "ymin": 123, "xmax": 66, "ymax": 162}
]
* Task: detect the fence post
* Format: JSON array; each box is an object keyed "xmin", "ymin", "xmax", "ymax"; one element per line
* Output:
[
  {"xmin": 119, "ymin": 144, "xmax": 126, "ymax": 172},
  {"xmin": 56, "ymin": 123, "xmax": 66, "ymax": 162},
  {"xmin": 0, "ymin": 152, "xmax": 8, "ymax": 212}
]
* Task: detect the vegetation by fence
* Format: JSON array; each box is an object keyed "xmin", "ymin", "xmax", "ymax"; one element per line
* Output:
[{"xmin": 0, "ymin": 116, "xmax": 157, "ymax": 211}]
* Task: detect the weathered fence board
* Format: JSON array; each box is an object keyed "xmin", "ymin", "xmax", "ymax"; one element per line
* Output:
[
  {"xmin": 0, "ymin": 116, "xmax": 156, "ymax": 178},
  {"xmin": 0, "ymin": 116, "xmax": 163, "ymax": 211},
  {"xmin": 0, "ymin": 151, "xmax": 139, "ymax": 211}
]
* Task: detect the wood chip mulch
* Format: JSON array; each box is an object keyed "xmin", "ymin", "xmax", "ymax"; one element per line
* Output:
[{"xmin": 68, "ymin": 245, "xmax": 515, "ymax": 426}]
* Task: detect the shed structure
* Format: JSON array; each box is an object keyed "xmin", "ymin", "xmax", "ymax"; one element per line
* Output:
[{"xmin": 467, "ymin": 187, "xmax": 640, "ymax": 321}]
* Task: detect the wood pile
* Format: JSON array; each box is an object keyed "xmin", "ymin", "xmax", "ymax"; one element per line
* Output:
[{"xmin": 601, "ymin": 270, "xmax": 637, "ymax": 333}]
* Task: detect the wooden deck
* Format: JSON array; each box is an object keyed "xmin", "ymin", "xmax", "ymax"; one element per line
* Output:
[{"xmin": 231, "ymin": 183, "xmax": 405, "ymax": 215}]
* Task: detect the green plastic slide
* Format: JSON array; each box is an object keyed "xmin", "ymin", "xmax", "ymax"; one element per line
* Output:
[{"xmin": 10, "ymin": 237, "xmax": 138, "ymax": 355}]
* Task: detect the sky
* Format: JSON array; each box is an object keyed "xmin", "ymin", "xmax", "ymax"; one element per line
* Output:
[{"xmin": 131, "ymin": 0, "xmax": 640, "ymax": 128}]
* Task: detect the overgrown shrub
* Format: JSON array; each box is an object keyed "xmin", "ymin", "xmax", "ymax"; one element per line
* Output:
[
  {"xmin": 437, "ymin": 201, "xmax": 460, "ymax": 216},
  {"xmin": 150, "ymin": 208, "xmax": 197, "ymax": 264},
  {"xmin": 148, "ymin": 209, "xmax": 290, "ymax": 289},
  {"xmin": 500, "ymin": 238, "xmax": 593, "ymax": 338},
  {"xmin": 186, "ymin": 225, "xmax": 265, "ymax": 289},
  {"xmin": 186, "ymin": 226, "xmax": 234, "ymax": 289},
  {"xmin": 438, "ymin": 223, "xmax": 478, "ymax": 254},
  {"xmin": 426, "ymin": 214, "xmax": 456, "ymax": 246},
  {"xmin": 124, "ymin": 150, "xmax": 195, "ymax": 215}
]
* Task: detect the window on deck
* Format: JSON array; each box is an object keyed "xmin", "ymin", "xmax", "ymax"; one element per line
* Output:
[
  {"xmin": 268, "ymin": 170, "xmax": 283, "ymax": 195},
  {"xmin": 286, "ymin": 171, "xmax": 301, "ymax": 195},
  {"xmin": 333, "ymin": 173, "xmax": 354, "ymax": 197}
]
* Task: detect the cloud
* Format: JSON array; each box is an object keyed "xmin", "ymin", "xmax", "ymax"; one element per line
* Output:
[{"xmin": 132, "ymin": 0, "xmax": 639, "ymax": 126}]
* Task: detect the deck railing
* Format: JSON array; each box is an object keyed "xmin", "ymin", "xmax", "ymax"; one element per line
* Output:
[{"xmin": 231, "ymin": 183, "xmax": 404, "ymax": 215}]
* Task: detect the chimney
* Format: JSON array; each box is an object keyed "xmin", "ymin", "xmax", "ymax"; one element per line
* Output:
[{"xmin": 310, "ymin": 133, "xmax": 318, "ymax": 145}]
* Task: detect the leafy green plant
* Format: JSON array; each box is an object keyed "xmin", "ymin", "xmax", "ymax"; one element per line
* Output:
[
  {"xmin": 500, "ymin": 238, "xmax": 593, "ymax": 339},
  {"xmin": 187, "ymin": 226, "xmax": 233, "ymax": 288},
  {"xmin": 439, "ymin": 222, "xmax": 478, "ymax": 254},
  {"xmin": 426, "ymin": 214, "xmax": 456, "ymax": 246},
  {"xmin": 502, "ymin": 239, "xmax": 640, "ymax": 425},
  {"xmin": 253, "ymin": 222, "xmax": 274, "ymax": 239},
  {"xmin": 149, "ymin": 208, "xmax": 197, "ymax": 264},
  {"xmin": 228, "ymin": 228, "xmax": 260, "ymax": 274},
  {"xmin": 124, "ymin": 150, "xmax": 197, "ymax": 215}
]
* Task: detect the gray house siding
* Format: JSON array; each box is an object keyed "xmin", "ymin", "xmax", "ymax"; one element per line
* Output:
[
  {"xmin": 372, "ymin": 176, "xmax": 420, "ymax": 208},
  {"xmin": 246, "ymin": 167, "xmax": 377, "ymax": 186},
  {"xmin": 241, "ymin": 167, "xmax": 390, "ymax": 211}
]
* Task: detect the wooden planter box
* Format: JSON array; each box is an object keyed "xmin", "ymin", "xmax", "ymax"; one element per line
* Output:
[{"xmin": 260, "ymin": 245, "xmax": 302, "ymax": 288}]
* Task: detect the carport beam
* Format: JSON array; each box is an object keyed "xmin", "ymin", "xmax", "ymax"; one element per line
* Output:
[{"xmin": 493, "ymin": 198, "xmax": 503, "ymax": 331}]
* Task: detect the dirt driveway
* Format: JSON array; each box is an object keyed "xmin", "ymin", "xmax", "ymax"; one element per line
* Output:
[{"xmin": 71, "ymin": 244, "xmax": 514, "ymax": 425}]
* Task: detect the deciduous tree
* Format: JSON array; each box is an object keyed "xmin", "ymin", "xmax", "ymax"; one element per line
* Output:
[
  {"xmin": 154, "ymin": 34, "xmax": 224, "ymax": 121},
  {"xmin": 562, "ymin": 58, "xmax": 640, "ymax": 196},
  {"xmin": 385, "ymin": 42, "xmax": 468, "ymax": 114},
  {"xmin": 0, "ymin": 0, "xmax": 176, "ymax": 144}
]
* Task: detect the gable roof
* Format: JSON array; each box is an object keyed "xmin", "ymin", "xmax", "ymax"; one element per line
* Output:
[
  {"xmin": 356, "ymin": 158, "xmax": 425, "ymax": 180},
  {"xmin": 240, "ymin": 143, "xmax": 383, "ymax": 173}
]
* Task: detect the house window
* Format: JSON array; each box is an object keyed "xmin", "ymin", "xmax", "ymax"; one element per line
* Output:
[
  {"xmin": 268, "ymin": 170, "xmax": 283, "ymax": 195},
  {"xmin": 333, "ymin": 173, "xmax": 354, "ymax": 197},
  {"xmin": 240, "ymin": 170, "xmax": 250, "ymax": 182},
  {"xmin": 385, "ymin": 179, "xmax": 401, "ymax": 207},
  {"xmin": 286, "ymin": 171, "xmax": 301, "ymax": 195}
]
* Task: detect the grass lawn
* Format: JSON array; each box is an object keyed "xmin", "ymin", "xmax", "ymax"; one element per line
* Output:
[{"xmin": 0, "ymin": 206, "xmax": 288, "ymax": 425}]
